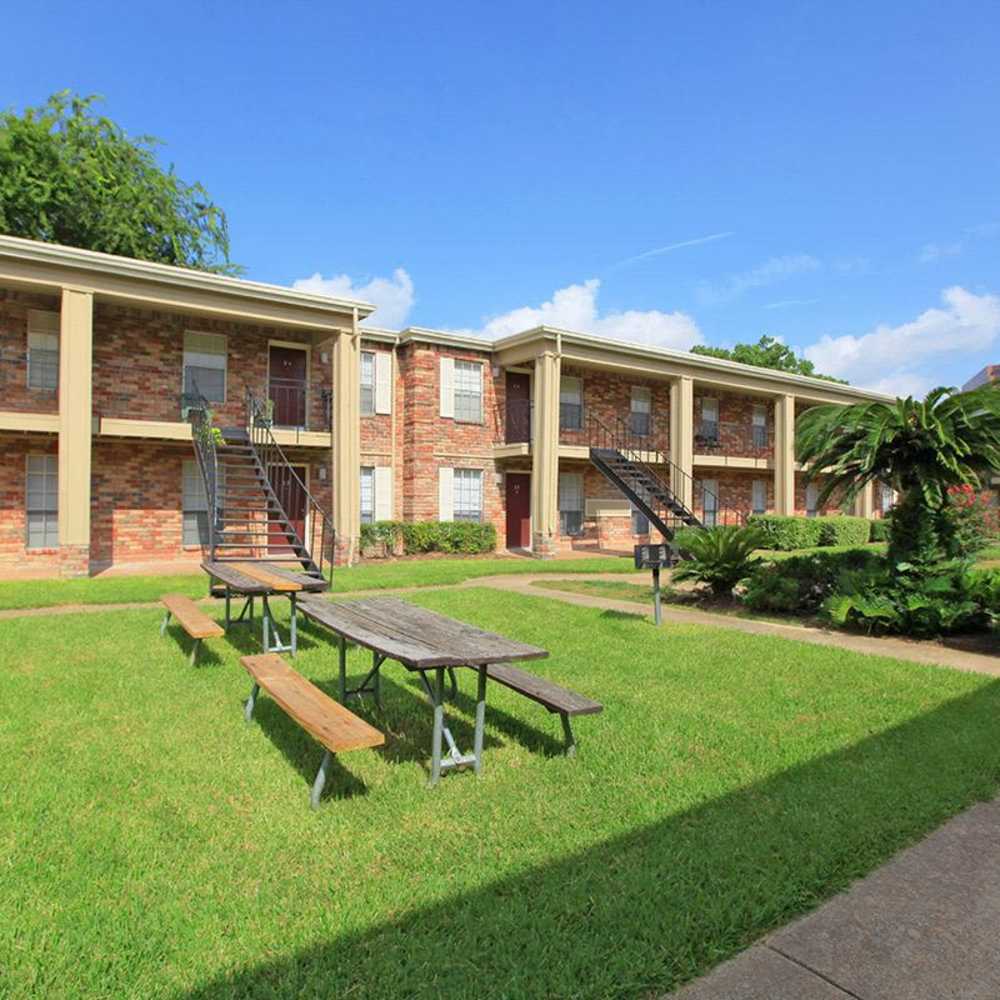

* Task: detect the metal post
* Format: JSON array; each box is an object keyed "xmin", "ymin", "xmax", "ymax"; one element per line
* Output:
[
  {"xmin": 224, "ymin": 590, "xmax": 231, "ymax": 629},
  {"xmin": 372, "ymin": 649, "xmax": 382, "ymax": 710},
  {"xmin": 560, "ymin": 712, "xmax": 577, "ymax": 757},
  {"xmin": 429, "ymin": 668, "xmax": 444, "ymax": 787},
  {"xmin": 244, "ymin": 682, "xmax": 260, "ymax": 723},
  {"xmin": 338, "ymin": 634, "xmax": 347, "ymax": 702},
  {"xmin": 189, "ymin": 639, "xmax": 201, "ymax": 667},
  {"xmin": 473, "ymin": 665, "xmax": 487, "ymax": 775},
  {"xmin": 447, "ymin": 667, "xmax": 459, "ymax": 700},
  {"xmin": 289, "ymin": 593, "xmax": 297, "ymax": 656},
  {"xmin": 262, "ymin": 596, "xmax": 270, "ymax": 652},
  {"xmin": 652, "ymin": 565, "xmax": 662, "ymax": 626},
  {"xmin": 160, "ymin": 611, "xmax": 171, "ymax": 636},
  {"xmin": 310, "ymin": 750, "xmax": 332, "ymax": 809}
]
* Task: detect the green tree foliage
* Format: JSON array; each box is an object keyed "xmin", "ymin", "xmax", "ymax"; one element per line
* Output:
[
  {"xmin": 0, "ymin": 92, "xmax": 239, "ymax": 274},
  {"xmin": 795, "ymin": 385, "xmax": 1000, "ymax": 567},
  {"xmin": 691, "ymin": 335, "xmax": 846, "ymax": 383}
]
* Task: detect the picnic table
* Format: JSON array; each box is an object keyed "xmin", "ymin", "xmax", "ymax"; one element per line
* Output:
[
  {"xmin": 202, "ymin": 561, "xmax": 327, "ymax": 655},
  {"xmin": 298, "ymin": 595, "xmax": 549, "ymax": 785}
]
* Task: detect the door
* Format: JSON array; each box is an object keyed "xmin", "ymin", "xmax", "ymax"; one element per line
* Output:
[
  {"xmin": 268, "ymin": 465, "xmax": 308, "ymax": 552},
  {"xmin": 505, "ymin": 372, "xmax": 531, "ymax": 443},
  {"xmin": 269, "ymin": 345, "xmax": 308, "ymax": 428},
  {"xmin": 505, "ymin": 473, "xmax": 531, "ymax": 548}
]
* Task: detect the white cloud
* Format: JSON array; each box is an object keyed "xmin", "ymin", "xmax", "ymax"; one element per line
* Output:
[
  {"xmin": 459, "ymin": 278, "xmax": 702, "ymax": 349},
  {"xmin": 804, "ymin": 286, "xmax": 1000, "ymax": 394},
  {"xmin": 919, "ymin": 241, "xmax": 962, "ymax": 263},
  {"xmin": 763, "ymin": 298, "xmax": 820, "ymax": 310},
  {"xmin": 696, "ymin": 254, "xmax": 821, "ymax": 306},
  {"xmin": 610, "ymin": 231, "xmax": 733, "ymax": 270},
  {"xmin": 293, "ymin": 268, "xmax": 415, "ymax": 328}
]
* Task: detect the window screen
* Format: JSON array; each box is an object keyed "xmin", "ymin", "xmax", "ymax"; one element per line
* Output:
[
  {"xmin": 26, "ymin": 454, "xmax": 58, "ymax": 549},
  {"xmin": 453, "ymin": 361, "xmax": 483, "ymax": 423},
  {"xmin": 360, "ymin": 466, "xmax": 375, "ymax": 524},
  {"xmin": 183, "ymin": 332, "xmax": 227, "ymax": 403},
  {"xmin": 558, "ymin": 472, "xmax": 584, "ymax": 536},
  {"xmin": 454, "ymin": 468, "xmax": 483, "ymax": 522},
  {"xmin": 360, "ymin": 352, "xmax": 375, "ymax": 416}
]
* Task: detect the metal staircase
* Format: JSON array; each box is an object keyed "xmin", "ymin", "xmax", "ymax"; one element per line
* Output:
[
  {"xmin": 187, "ymin": 387, "xmax": 335, "ymax": 580},
  {"xmin": 586, "ymin": 412, "xmax": 745, "ymax": 541}
]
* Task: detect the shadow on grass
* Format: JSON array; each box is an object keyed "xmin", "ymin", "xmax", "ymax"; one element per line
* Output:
[
  {"xmin": 181, "ymin": 681, "xmax": 1000, "ymax": 1000},
  {"xmin": 160, "ymin": 624, "xmax": 225, "ymax": 668}
]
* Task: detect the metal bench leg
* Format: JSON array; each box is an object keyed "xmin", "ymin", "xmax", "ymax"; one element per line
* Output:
[
  {"xmin": 289, "ymin": 593, "xmax": 298, "ymax": 657},
  {"xmin": 311, "ymin": 750, "xmax": 332, "ymax": 809},
  {"xmin": 338, "ymin": 635, "xmax": 347, "ymax": 703},
  {"xmin": 473, "ymin": 665, "xmax": 487, "ymax": 775},
  {"xmin": 560, "ymin": 712, "xmax": 577, "ymax": 757},
  {"xmin": 224, "ymin": 590, "xmax": 231, "ymax": 628},
  {"xmin": 262, "ymin": 597, "xmax": 271, "ymax": 651},
  {"xmin": 189, "ymin": 638, "xmax": 201, "ymax": 667},
  {"xmin": 447, "ymin": 667, "xmax": 458, "ymax": 700},
  {"xmin": 373, "ymin": 650, "xmax": 382, "ymax": 710},
  {"xmin": 429, "ymin": 668, "xmax": 445, "ymax": 788},
  {"xmin": 244, "ymin": 682, "xmax": 260, "ymax": 723},
  {"xmin": 160, "ymin": 610, "xmax": 171, "ymax": 636}
]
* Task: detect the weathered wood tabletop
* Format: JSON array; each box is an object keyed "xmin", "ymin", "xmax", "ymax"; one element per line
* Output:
[
  {"xmin": 202, "ymin": 561, "xmax": 328, "ymax": 594},
  {"xmin": 297, "ymin": 595, "xmax": 548, "ymax": 670}
]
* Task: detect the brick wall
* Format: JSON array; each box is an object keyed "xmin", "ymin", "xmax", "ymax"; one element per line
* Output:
[
  {"xmin": 0, "ymin": 288, "xmax": 62, "ymax": 415},
  {"xmin": 92, "ymin": 304, "xmax": 332, "ymax": 431},
  {"xmin": 693, "ymin": 388, "xmax": 773, "ymax": 458},
  {"xmin": 0, "ymin": 433, "xmax": 61, "ymax": 570},
  {"xmin": 358, "ymin": 340, "xmax": 401, "ymax": 518}
]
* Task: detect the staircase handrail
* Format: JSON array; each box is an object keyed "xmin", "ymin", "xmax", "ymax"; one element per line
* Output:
[
  {"xmin": 245, "ymin": 389, "xmax": 336, "ymax": 580},
  {"xmin": 184, "ymin": 380, "xmax": 221, "ymax": 556}
]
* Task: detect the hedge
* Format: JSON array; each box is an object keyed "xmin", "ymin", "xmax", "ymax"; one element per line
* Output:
[
  {"xmin": 817, "ymin": 515, "xmax": 871, "ymax": 547},
  {"xmin": 869, "ymin": 518, "xmax": 891, "ymax": 542},
  {"xmin": 746, "ymin": 514, "xmax": 824, "ymax": 550},
  {"xmin": 359, "ymin": 520, "xmax": 497, "ymax": 557}
]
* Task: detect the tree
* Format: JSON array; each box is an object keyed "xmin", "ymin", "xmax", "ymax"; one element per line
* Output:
[
  {"xmin": 795, "ymin": 385, "xmax": 1000, "ymax": 565},
  {"xmin": 0, "ymin": 91, "xmax": 239, "ymax": 274},
  {"xmin": 691, "ymin": 335, "xmax": 846, "ymax": 383}
]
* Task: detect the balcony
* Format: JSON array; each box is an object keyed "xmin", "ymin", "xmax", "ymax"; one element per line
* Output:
[
  {"xmin": 694, "ymin": 420, "xmax": 772, "ymax": 458},
  {"xmin": 503, "ymin": 398, "xmax": 533, "ymax": 444}
]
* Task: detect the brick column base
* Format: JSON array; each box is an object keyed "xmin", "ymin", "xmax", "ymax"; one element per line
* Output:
[
  {"xmin": 334, "ymin": 534, "xmax": 359, "ymax": 567},
  {"xmin": 59, "ymin": 544, "xmax": 91, "ymax": 578},
  {"xmin": 531, "ymin": 532, "xmax": 558, "ymax": 559}
]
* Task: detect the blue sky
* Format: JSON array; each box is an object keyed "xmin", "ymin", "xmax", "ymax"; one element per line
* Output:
[{"xmin": 3, "ymin": 1, "xmax": 1000, "ymax": 395}]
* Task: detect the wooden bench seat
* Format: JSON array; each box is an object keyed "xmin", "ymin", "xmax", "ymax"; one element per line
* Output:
[
  {"xmin": 241, "ymin": 653, "xmax": 384, "ymax": 808},
  {"xmin": 160, "ymin": 594, "xmax": 224, "ymax": 665},
  {"xmin": 485, "ymin": 663, "xmax": 603, "ymax": 756}
]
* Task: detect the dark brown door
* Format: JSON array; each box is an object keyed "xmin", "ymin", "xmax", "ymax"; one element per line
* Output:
[
  {"xmin": 268, "ymin": 465, "xmax": 307, "ymax": 552},
  {"xmin": 505, "ymin": 372, "xmax": 531, "ymax": 443},
  {"xmin": 269, "ymin": 346, "xmax": 308, "ymax": 428},
  {"xmin": 505, "ymin": 473, "xmax": 531, "ymax": 549}
]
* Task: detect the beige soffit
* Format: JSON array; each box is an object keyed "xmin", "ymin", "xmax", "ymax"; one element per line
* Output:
[{"xmin": 0, "ymin": 235, "xmax": 375, "ymax": 319}]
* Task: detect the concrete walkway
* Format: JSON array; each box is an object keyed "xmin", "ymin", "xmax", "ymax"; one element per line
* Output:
[{"xmin": 671, "ymin": 795, "xmax": 1000, "ymax": 999}]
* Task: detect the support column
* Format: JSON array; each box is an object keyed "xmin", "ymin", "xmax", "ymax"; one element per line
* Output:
[
  {"xmin": 530, "ymin": 350, "xmax": 560, "ymax": 557},
  {"xmin": 332, "ymin": 312, "xmax": 361, "ymax": 565},
  {"xmin": 669, "ymin": 376, "xmax": 694, "ymax": 509},
  {"xmin": 58, "ymin": 287, "xmax": 93, "ymax": 577},
  {"xmin": 774, "ymin": 393, "xmax": 796, "ymax": 515},
  {"xmin": 855, "ymin": 481, "xmax": 875, "ymax": 519}
]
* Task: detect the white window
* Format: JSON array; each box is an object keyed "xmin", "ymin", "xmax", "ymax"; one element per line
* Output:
[
  {"xmin": 183, "ymin": 332, "xmax": 227, "ymax": 403},
  {"xmin": 26, "ymin": 454, "xmax": 58, "ymax": 549},
  {"xmin": 27, "ymin": 310, "xmax": 59, "ymax": 391},
  {"xmin": 453, "ymin": 361, "xmax": 483, "ymax": 423},
  {"xmin": 182, "ymin": 459, "xmax": 212, "ymax": 546},
  {"xmin": 751, "ymin": 479, "xmax": 767, "ymax": 515},
  {"xmin": 454, "ymin": 469, "xmax": 483, "ymax": 522},
  {"xmin": 560, "ymin": 376, "xmax": 583, "ymax": 430},
  {"xmin": 360, "ymin": 466, "xmax": 375, "ymax": 524},
  {"xmin": 751, "ymin": 404, "xmax": 768, "ymax": 448},
  {"xmin": 806, "ymin": 483, "xmax": 819, "ymax": 518},
  {"xmin": 558, "ymin": 472, "xmax": 584, "ymax": 536},
  {"xmin": 360, "ymin": 352, "xmax": 375, "ymax": 416},
  {"xmin": 701, "ymin": 478, "xmax": 719, "ymax": 528},
  {"xmin": 630, "ymin": 387, "xmax": 651, "ymax": 437},
  {"xmin": 700, "ymin": 398, "xmax": 719, "ymax": 443}
]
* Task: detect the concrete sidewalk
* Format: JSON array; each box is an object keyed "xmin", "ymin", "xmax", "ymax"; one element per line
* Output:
[{"xmin": 672, "ymin": 796, "xmax": 1000, "ymax": 999}]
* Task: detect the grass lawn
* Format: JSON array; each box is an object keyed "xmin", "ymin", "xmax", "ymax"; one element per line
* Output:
[
  {"xmin": 0, "ymin": 555, "xmax": 632, "ymax": 611},
  {"xmin": 3, "ymin": 591, "xmax": 1000, "ymax": 999}
]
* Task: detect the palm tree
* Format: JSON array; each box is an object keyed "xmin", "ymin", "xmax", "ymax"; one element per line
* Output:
[{"xmin": 795, "ymin": 385, "xmax": 1000, "ymax": 564}]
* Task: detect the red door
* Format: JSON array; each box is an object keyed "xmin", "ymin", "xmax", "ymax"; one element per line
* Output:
[
  {"xmin": 268, "ymin": 465, "xmax": 308, "ymax": 553},
  {"xmin": 269, "ymin": 346, "xmax": 308, "ymax": 428},
  {"xmin": 505, "ymin": 372, "xmax": 531, "ymax": 443},
  {"xmin": 505, "ymin": 473, "xmax": 531, "ymax": 549}
]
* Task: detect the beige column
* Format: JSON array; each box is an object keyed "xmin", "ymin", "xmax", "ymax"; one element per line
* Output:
[
  {"xmin": 669, "ymin": 376, "xmax": 694, "ymax": 508},
  {"xmin": 774, "ymin": 393, "xmax": 796, "ymax": 515},
  {"xmin": 530, "ymin": 350, "xmax": 561, "ymax": 557},
  {"xmin": 854, "ymin": 481, "xmax": 875, "ymax": 519},
  {"xmin": 58, "ymin": 287, "xmax": 94, "ymax": 577},
  {"xmin": 331, "ymin": 312, "xmax": 361, "ymax": 565}
]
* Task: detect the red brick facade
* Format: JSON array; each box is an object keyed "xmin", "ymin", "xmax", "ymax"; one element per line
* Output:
[{"xmin": 0, "ymin": 289, "xmax": 62, "ymax": 415}]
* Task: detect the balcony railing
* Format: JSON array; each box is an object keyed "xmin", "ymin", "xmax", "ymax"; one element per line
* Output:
[
  {"xmin": 503, "ymin": 398, "xmax": 533, "ymax": 444},
  {"xmin": 694, "ymin": 420, "xmax": 772, "ymax": 457}
]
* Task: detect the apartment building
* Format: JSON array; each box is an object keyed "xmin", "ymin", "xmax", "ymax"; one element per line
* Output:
[{"xmin": 0, "ymin": 235, "xmax": 891, "ymax": 576}]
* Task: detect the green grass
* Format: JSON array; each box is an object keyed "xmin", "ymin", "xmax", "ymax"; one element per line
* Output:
[
  {"xmin": 0, "ymin": 556, "xmax": 633, "ymax": 612},
  {"xmin": 3, "ymin": 591, "xmax": 999, "ymax": 998}
]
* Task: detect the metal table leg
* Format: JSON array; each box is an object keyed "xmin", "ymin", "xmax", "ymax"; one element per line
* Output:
[
  {"xmin": 289, "ymin": 592, "xmax": 298, "ymax": 656},
  {"xmin": 338, "ymin": 634, "xmax": 347, "ymax": 702},
  {"xmin": 473, "ymin": 664, "xmax": 487, "ymax": 775},
  {"xmin": 429, "ymin": 667, "xmax": 444, "ymax": 787}
]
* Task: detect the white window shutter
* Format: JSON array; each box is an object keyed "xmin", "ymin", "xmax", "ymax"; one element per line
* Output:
[
  {"xmin": 439, "ymin": 357, "xmax": 455, "ymax": 418},
  {"xmin": 438, "ymin": 467, "xmax": 454, "ymax": 521},
  {"xmin": 375, "ymin": 466, "xmax": 393, "ymax": 521},
  {"xmin": 375, "ymin": 352, "xmax": 392, "ymax": 414}
]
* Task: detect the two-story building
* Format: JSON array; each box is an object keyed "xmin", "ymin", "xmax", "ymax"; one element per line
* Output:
[{"xmin": 0, "ymin": 235, "xmax": 892, "ymax": 576}]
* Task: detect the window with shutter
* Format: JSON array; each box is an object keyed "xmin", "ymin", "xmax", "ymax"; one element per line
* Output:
[
  {"xmin": 630, "ymin": 387, "xmax": 651, "ymax": 437},
  {"xmin": 453, "ymin": 361, "xmax": 483, "ymax": 423},
  {"xmin": 182, "ymin": 459, "xmax": 222, "ymax": 546},
  {"xmin": 375, "ymin": 352, "xmax": 392, "ymax": 414},
  {"xmin": 360, "ymin": 466, "xmax": 375, "ymax": 524},
  {"xmin": 360, "ymin": 353, "xmax": 375, "ymax": 416},
  {"xmin": 751, "ymin": 479, "xmax": 767, "ymax": 514},
  {"xmin": 454, "ymin": 469, "xmax": 483, "ymax": 522},
  {"xmin": 559, "ymin": 376, "xmax": 583, "ymax": 430},
  {"xmin": 558, "ymin": 472, "xmax": 584, "ymax": 536}
]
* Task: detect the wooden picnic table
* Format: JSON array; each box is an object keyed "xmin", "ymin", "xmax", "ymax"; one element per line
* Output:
[
  {"xmin": 298, "ymin": 595, "xmax": 548, "ymax": 785},
  {"xmin": 202, "ymin": 561, "xmax": 327, "ymax": 655}
]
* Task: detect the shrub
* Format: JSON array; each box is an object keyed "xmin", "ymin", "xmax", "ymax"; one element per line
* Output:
[
  {"xmin": 672, "ymin": 525, "xmax": 765, "ymax": 597},
  {"xmin": 817, "ymin": 515, "xmax": 871, "ymax": 547},
  {"xmin": 359, "ymin": 520, "xmax": 496, "ymax": 557},
  {"xmin": 870, "ymin": 518, "xmax": 890, "ymax": 542},
  {"xmin": 746, "ymin": 514, "xmax": 824, "ymax": 551},
  {"xmin": 743, "ymin": 548, "xmax": 885, "ymax": 614},
  {"xmin": 946, "ymin": 484, "xmax": 1000, "ymax": 556}
]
